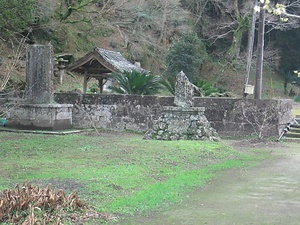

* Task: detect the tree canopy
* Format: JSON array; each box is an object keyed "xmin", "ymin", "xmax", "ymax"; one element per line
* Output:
[
  {"xmin": 164, "ymin": 33, "xmax": 207, "ymax": 83},
  {"xmin": 0, "ymin": 0, "xmax": 37, "ymax": 37},
  {"xmin": 1, "ymin": 0, "xmax": 300, "ymax": 96}
]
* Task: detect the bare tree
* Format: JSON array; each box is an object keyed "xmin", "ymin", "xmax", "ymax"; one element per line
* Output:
[
  {"xmin": 0, "ymin": 33, "xmax": 29, "ymax": 92},
  {"xmin": 182, "ymin": 0, "xmax": 255, "ymax": 59},
  {"xmin": 239, "ymin": 100, "xmax": 276, "ymax": 139}
]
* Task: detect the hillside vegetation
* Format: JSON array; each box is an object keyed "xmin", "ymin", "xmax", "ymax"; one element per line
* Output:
[{"xmin": 1, "ymin": 0, "xmax": 300, "ymax": 98}]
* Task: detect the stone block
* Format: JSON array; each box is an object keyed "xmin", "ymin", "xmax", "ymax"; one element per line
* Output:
[{"xmin": 7, "ymin": 103, "xmax": 73, "ymax": 130}]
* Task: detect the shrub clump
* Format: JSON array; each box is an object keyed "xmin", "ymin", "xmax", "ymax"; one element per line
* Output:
[{"xmin": 293, "ymin": 95, "xmax": 300, "ymax": 102}]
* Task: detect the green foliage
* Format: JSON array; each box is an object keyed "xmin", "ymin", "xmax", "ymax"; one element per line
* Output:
[
  {"xmin": 279, "ymin": 70, "xmax": 300, "ymax": 94},
  {"xmin": 195, "ymin": 79, "xmax": 226, "ymax": 97},
  {"xmin": 88, "ymin": 83, "xmax": 100, "ymax": 93},
  {"xmin": 165, "ymin": 33, "xmax": 208, "ymax": 83},
  {"xmin": 292, "ymin": 71, "xmax": 300, "ymax": 87},
  {"xmin": 281, "ymin": 70, "xmax": 298, "ymax": 83},
  {"xmin": 0, "ymin": 0, "xmax": 37, "ymax": 37},
  {"xmin": 274, "ymin": 30, "xmax": 300, "ymax": 74},
  {"xmin": 55, "ymin": 0, "xmax": 95, "ymax": 22},
  {"xmin": 160, "ymin": 76, "xmax": 228, "ymax": 97},
  {"xmin": 160, "ymin": 77, "xmax": 175, "ymax": 95},
  {"xmin": 293, "ymin": 96, "xmax": 300, "ymax": 103},
  {"xmin": 109, "ymin": 70, "xmax": 162, "ymax": 95}
]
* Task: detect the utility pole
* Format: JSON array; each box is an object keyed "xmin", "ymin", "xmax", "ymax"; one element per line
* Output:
[
  {"xmin": 254, "ymin": 0, "xmax": 266, "ymax": 99},
  {"xmin": 243, "ymin": 0, "xmax": 258, "ymax": 98}
]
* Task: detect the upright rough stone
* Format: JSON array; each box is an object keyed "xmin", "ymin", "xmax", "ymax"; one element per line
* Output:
[
  {"xmin": 25, "ymin": 44, "xmax": 54, "ymax": 104},
  {"xmin": 174, "ymin": 71, "xmax": 194, "ymax": 107},
  {"xmin": 144, "ymin": 71, "xmax": 220, "ymax": 141}
]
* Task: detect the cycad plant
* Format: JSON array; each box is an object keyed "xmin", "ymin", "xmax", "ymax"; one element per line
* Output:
[
  {"xmin": 160, "ymin": 77, "xmax": 175, "ymax": 95},
  {"xmin": 109, "ymin": 70, "xmax": 162, "ymax": 95},
  {"xmin": 195, "ymin": 80, "xmax": 224, "ymax": 96}
]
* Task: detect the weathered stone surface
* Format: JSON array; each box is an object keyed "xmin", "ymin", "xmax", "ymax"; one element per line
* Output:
[
  {"xmin": 142, "ymin": 70, "xmax": 219, "ymax": 141},
  {"xmin": 54, "ymin": 93, "xmax": 294, "ymax": 137},
  {"xmin": 7, "ymin": 104, "xmax": 73, "ymax": 130},
  {"xmin": 144, "ymin": 106, "xmax": 220, "ymax": 141},
  {"xmin": 25, "ymin": 44, "xmax": 54, "ymax": 104},
  {"xmin": 174, "ymin": 71, "xmax": 194, "ymax": 107}
]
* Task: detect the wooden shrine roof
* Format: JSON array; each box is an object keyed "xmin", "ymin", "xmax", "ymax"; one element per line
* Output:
[{"xmin": 67, "ymin": 47, "xmax": 147, "ymax": 77}]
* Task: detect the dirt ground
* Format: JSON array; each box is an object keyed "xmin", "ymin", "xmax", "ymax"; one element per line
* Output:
[{"xmin": 117, "ymin": 140, "xmax": 300, "ymax": 225}]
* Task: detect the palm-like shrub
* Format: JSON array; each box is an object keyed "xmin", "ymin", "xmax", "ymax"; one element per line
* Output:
[
  {"xmin": 160, "ymin": 77, "xmax": 175, "ymax": 95},
  {"xmin": 109, "ymin": 70, "xmax": 162, "ymax": 95},
  {"xmin": 195, "ymin": 80, "xmax": 227, "ymax": 97}
]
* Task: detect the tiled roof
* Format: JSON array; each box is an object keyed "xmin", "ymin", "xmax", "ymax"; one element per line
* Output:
[{"xmin": 67, "ymin": 47, "xmax": 147, "ymax": 76}]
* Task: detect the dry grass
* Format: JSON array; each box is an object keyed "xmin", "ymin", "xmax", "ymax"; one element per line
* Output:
[
  {"xmin": 0, "ymin": 183, "xmax": 82, "ymax": 224},
  {"xmin": 0, "ymin": 183, "xmax": 114, "ymax": 224}
]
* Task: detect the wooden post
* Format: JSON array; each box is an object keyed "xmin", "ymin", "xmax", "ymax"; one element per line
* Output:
[{"xmin": 98, "ymin": 78, "xmax": 103, "ymax": 93}]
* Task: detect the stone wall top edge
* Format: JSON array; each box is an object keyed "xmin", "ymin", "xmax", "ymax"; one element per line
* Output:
[
  {"xmin": 18, "ymin": 103, "xmax": 73, "ymax": 108},
  {"xmin": 163, "ymin": 106, "xmax": 205, "ymax": 112},
  {"xmin": 54, "ymin": 93, "xmax": 293, "ymax": 104},
  {"xmin": 195, "ymin": 97, "xmax": 292, "ymax": 102}
]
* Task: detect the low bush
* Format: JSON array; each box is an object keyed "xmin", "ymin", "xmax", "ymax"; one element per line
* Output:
[{"xmin": 293, "ymin": 95, "xmax": 300, "ymax": 102}]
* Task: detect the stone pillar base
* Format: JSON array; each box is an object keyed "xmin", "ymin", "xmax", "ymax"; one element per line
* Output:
[
  {"xmin": 7, "ymin": 103, "xmax": 73, "ymax": 131},
  {"xmin": 144, "ymin": 106, "xmax": 220, "ymax": 141}
]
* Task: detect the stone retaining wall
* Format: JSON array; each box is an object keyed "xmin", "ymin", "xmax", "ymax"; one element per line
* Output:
[{"xmin": 54, "ymin": 93, "xmax": 294, "ymax": 137}]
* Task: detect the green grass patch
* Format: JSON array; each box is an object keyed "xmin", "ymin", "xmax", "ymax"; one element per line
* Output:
[
  {"xmin": 0, "ymin": 131, "xmax": 267, "ymax": 221},
  {"xmin": 292, "ymin": 108, "xmax": 300, "ymax": 116}
]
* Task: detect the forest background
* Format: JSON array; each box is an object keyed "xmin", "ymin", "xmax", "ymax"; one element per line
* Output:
[{"xmin": 1, "ymin": 0, "xmax": 300, "ymax": 98}]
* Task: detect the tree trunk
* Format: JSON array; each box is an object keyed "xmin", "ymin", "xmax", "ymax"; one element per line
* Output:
[
  {"xmin": 254, "ymin": 2, "xmax": 265, "ymax": 100},
  {"xmin": 158, "ymin": 0, "xmax": 168, "ymax": 44},
  {"xmin": 284, "ymin": 81, "xmax": 288, "ymax": 95},
  {"xmin": 228, "ymin": 0, "xmax": 243, "ymax": 60}
]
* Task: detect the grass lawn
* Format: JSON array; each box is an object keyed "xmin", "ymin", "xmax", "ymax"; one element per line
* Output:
[
  {"xmin": 292, "ymin": 108, "xmax": 300, "ymax": 117},
  {"xmin": 292, "ymin": 102, "xmax": 300, "ymax": 117},
  {"xmin": 0, "ymin": 130, "xmax": 268, "ymax": 224}
]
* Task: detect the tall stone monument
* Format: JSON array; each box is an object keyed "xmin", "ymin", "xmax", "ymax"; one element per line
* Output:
[
  {"xmin": 144, "ymin": 71, "xmax": 219, "ymax": 141},
  {"xmin": 7, "ymin": 44, "xmax": 73, "ymax": 130},
  {"xmin": 174, "ymin": 71, "xmax": 195, "ymax": 107},
  {"xmin": 26, "ymin": 44, "xmax": 54, "ymax": 104}
]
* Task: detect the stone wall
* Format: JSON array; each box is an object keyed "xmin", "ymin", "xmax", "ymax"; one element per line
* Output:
[
  {"xmin": 54, "ymin": 93, "xmax": 294, "ymax": 137},
  {"xmin": 54, "ymin": 93, "xmax": 173, "ymax": 131},
  {"xmin": 194, "ymin": 98, "xmax": 293, "ymax": 137}
]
